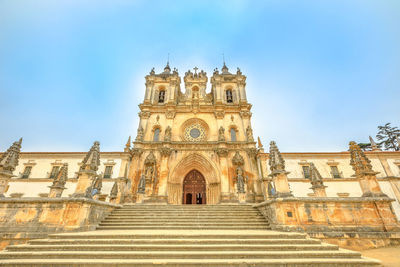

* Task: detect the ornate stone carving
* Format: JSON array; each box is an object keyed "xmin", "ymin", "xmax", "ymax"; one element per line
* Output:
[
  {"xmin": 257, "ymin": 137, "xmax": 263, "ymax": 149},
  {"xmin": 135, "ymin": 126, "xmax": 144, "ymax": 142},
  {"xmin": 164, "ymin": 126, "xmax": 172, "ymax": 142},
  {"xmin": 214, "ymin": 148, "xmax": 228, "ymax": 157},
  {"xmin": 51, "ymin": 163, "xmax": 68, "ymax": 189},
  {"xmin": 309, "ymin": 163, "xmax": 325, "ymax": 189},
  {"xmin": 246, "ymin": 126, "xmax": 254, "ymax": 142},
  {"xmin": 159, "ymin": 147, "xmax": 172, "ymax": 157},
  {"xmin": 240, "ymin": 111, "xmax": 251, "ymax": 118},
  {"xmin": 246, "ymin": 147, "xmax": 258, "ymax": 159},
  {"xmin": 79, "ymin": 141, "xmax": 100, "ymax": 172},
  {"xmin": 139, "ymin": 111, "xmax": 151, "ymax": 119},
  {"xmin": 232, "ymin": 151, "xmax": 244, "ymax": 166},
  {"xmin": 269, "ymin": 141, "xmax": 286, "ymax": 175},
  {"xmin": 0, "ymin": 138, "xmax": 22, "ymax": 176},
  {"xmin": 144, "ymin": 151, "xmax": 156, "ymax": 166},
  {"xmin": 166, "ymin": 111, "xmax": 176, "ymax": 119},
  {"xmin": 218, "ymin": 126, "xmax": 226, "ymax": 141},
  {"xmin": 131, "ymin": 148, "xmax": 143, "ymax": 158},
  {"xmin": 214, "ymin": 111, "xmax": 225, "ymax": 119},
  {"xmin": 349, "ymin": 141, "xmax": 376, "ymax": 176}
]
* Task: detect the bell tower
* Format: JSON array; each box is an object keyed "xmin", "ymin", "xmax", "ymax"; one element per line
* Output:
[{"xmin": 143, "ymin": 62, "xmax": 181, "ymax": 105}]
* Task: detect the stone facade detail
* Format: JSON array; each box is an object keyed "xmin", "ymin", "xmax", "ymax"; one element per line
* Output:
[{"xmin": 0, "ymin": 138, "xmax": 22, "ymax": 197}]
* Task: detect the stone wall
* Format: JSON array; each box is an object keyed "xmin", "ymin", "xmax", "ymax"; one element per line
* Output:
[
  {"xmin": 255, "ymin": 197, "xmax": 400, "ymax": 250},
  {"xmin": 0, "ymin": 198, "xmax": 120, "ymax": 250}
]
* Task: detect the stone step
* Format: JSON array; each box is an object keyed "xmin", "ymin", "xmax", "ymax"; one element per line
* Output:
[
  {"xmin": 7, "ymin": 244, "xmax": 339, "ymax": 252},
  {"xmin": 0, "ymin": 258, "xmax": 382, "ymax": 267},
  {"xmin": 98, "ymin": 222, "xmax": 270, "ymax": 226},
  {"xmin": 112, "ymin": 213, "xmax": 260, "ymax": 216},
  {"xmin": 29, "ymin": 238, "xmax": 323, "ymax": 245},
  {"xmin": 0, "ymin": 250, "xmax": 362, "ymax": 259},
  {"xmin": 103, "ymin": 218, "xmax": 267, "ymax": 224},
  {"xmin": 48, "ymin": 230, "xmax": 308, "ymax": 240},
  {"xmin": 96, "ymin": 225, "xmax": 270, "ymax": 230}
]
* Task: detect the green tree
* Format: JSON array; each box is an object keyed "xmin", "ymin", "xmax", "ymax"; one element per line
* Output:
[
  {"xmin": 376, "ymin": 123, "xmax": 400, "ymax": 151},
  {"xmin": 357, "ymin": 143, "xmax": 372, "ymax": 151}
]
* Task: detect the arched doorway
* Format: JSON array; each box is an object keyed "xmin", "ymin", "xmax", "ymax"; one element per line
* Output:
[{"xmin": 183, "ymin": 170, "xmax": 206, "ymax": 204}]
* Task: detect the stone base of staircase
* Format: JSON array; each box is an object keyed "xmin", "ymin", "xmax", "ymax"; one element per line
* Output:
[{"xmin": 0, "ymin": 205, "xmax": 382, "ymax": 266}]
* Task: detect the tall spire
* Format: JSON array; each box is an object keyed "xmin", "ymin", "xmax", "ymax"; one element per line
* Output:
[
  {"xmin": 349, "ymin": 141, "xmax": 375, "ymax": 176},
  {"xmin": 124, "ymin": 136, "xmax": 131, "ymax": 152},
  {"xmin": 163, "ymin": 53, "xmax": 171, "ymax": 73},
  {"xmin": 269, "ymin": 141, "xmax": 286, "ymax": 174},
  {"xmin": 0, "ymin": 138, "xmax": 22, "ymax": 175},
  {"xmin": 80, "ymin": 141, "xmax": 100, "ymax": 172}
]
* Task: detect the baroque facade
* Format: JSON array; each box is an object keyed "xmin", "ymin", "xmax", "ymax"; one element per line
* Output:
[{"xmin": 1, "ymin": 63, "xmax": 400, "ymax": 250}]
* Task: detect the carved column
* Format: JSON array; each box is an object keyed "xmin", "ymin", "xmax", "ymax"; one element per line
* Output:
[
  {"xmin": 215, "ymin": 148, "xmax": 230, "ymax": 202},
  {"xmin": 157, "ymin": 147, "xmax": 172, "ymax": 202}
]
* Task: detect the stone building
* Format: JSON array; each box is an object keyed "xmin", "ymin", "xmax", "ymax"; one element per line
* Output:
[{"xmin": 1, "ymin": 63, "xmax": 400, "ymax": 252}]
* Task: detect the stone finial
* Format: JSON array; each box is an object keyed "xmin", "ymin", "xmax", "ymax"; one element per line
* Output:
[
  {"xmin": 232, "ymin": 151, "xmax": 244, "ymax": 166},
  {"xmin": 0, "ymin": 138, "xmax": 22, "ymax": 175},
  {"xmin": 257, "ymin": 137, "xmax": 263, "ymax": 149},
  {"xmin": 124, "ymin": 136, "xmax": 131, "ymax": 152},
  {"xmin": 309, "ymin": 163, "xmax": 325, "ymax": 188},
  {"xmin": 163, "ymin": 61, "xmax": 171, "ymax": 73},
  {"xmin": 221, "ymin": 62, "xmax": 229, "ymax": 74},
  {"xmin": 149, "ymin": 68, "xmax": 155, "ymax": 75},
  {"xmin": 369, "ymin": 136, "xmax": 381, "ymax": 151},
  {"xmin": 109, "ymin": 181, "xmax": 118, "ymax": 199},
  {"xmin": 92, "ymin": 175, "xmax": 103, "ymax": 193},
  {"xmin": 80, "ymin": 141, "xmax": 100, "ymax": 172},
  {"xmin": 269, "ymin": 141, "xmax": 286, "ymax": 174},
  {"xmin": 52, "ymin": 163, "xmax": 68, "ymax": 188},
  {"xmin": 349, "ymin": 141, "xmax": 375, "ymax": 176}
]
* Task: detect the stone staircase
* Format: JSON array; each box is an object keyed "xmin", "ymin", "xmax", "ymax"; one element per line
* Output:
[{"xmin": 0, "ymin": 204, "xmax": 381, "ymax": 266}]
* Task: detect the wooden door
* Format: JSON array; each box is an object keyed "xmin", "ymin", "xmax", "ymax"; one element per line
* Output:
[{"xmin": 183, "ymin": 170, "xmax": 206, "ymax": 204}]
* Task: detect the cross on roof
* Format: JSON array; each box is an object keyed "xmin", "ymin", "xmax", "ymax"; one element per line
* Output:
[{"xmin": 193, "ymin": 67, "xmax": 198, "ymax": 74}]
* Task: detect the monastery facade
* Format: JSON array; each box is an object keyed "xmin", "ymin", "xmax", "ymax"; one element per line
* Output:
[{"xmin": 1, "ymin": 63, "xmax": 400, "ymax": 250}]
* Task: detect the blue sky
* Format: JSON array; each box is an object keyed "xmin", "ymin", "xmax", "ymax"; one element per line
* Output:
[{"xmin": 0, "ymin": 0, "xmax": 399, "ymax": 152}]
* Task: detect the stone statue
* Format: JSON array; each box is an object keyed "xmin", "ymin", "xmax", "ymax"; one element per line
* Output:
[
  {"xmin": 137, "ymin": 174, "xmax": 146, "ymax": 194},
  {"xmin": 164, "ymin": 126, "xmax": 172, "ymax": 142},
  {"xmin": 136, "ymin": 126, "xmax": 144, "ymax": 141},
  {"xmin": 218, "ymin": 126, "xmax": 225, "ymax": 141},
  {"xmin": 145, "ymin": 165, "xmax": 154, "ymax": 183},
  {"xmin": 246, "ymin": 126, "xmax": 254, "ymax": 142},
  {"xmin": 150, "ymin": 68, "xmax": 155, "ymax": 75},
  {"xmin": 236, "ymin": 166, "xmax": 246, "ymax": 193}
]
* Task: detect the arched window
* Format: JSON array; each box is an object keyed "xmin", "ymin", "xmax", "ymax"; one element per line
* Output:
[
  {"xmin": 226, "ymin": 89, "xmax": 233, "ymax": 103},
  {"xmin": 158, "ymin": 90, "xmax": 165, "ymax": 103},
  {"xmin": 153, "ymin": 128, "xmax": 160, "ymax": 141},
  {"xmin": 230, "ymin": 128, "xmax": 237, "ymax": 141}
]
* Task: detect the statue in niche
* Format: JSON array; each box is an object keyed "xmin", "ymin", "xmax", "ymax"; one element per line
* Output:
[
  {"xmin": 137, "ymin": 174, "xmax": 146, "ymax": 194},
  {"xmin": 164, "ymin": 126, "xmax": 172, "ymax": 142},
  {"xmin": 145, "ymin": 165, "xmax": 154, "ymax": 183},
  {"xmin": 235, "ymin": 166, "xmax": 246, "ymax": 193},
  {"xmin": 218, "ymin": 126, "xmax": 225, "ymax": 141},
  {"xmin": 246, "ymin": 126, "xmax": 254, "ymax": 142},
  {"xmin": 136, "ymin": 126, "xmax": 144, "ymax": 141}
]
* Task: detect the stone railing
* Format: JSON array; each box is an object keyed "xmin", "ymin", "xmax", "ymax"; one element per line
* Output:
[{"xmin": 0, "ymin": 197, "xmax": 121, "ymax": 250}]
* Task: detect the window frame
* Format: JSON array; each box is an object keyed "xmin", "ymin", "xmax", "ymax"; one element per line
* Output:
[
  {"xmin": 226, "ymin": 89, "xmax": 233, "ymax": 103},
  {"xmin": 21, "ymin": 166, "xmax": 32, "ymax": 179},
  {"xmin": 104, "ymin": 165, "xmax": 113, "ymax": 179},
  {"xmin": 49, "ymin": 166, "xmax": 61, "ymax": 179}
]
